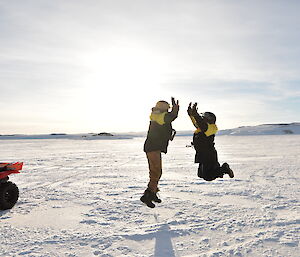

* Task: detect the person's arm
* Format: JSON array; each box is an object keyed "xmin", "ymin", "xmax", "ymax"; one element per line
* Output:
[
  {"xmin": 187, "ymin": 102, "xmax": 198, "ymax": 129},
  {"xmin": 165, "ymin": 97, "xmax": 179, "ymax": 123},
  {"xmin": 188, "ymin": 102, "xmax": 208, "ymax": 132},
  {"xmin": 194, "ymin": 113, "xmax": 208, "ymax": 132}
]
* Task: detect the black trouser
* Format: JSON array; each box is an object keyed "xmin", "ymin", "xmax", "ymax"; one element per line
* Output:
[{"xmin": 196, "ymin": 149, "xmax": 223, "ymax": 181}]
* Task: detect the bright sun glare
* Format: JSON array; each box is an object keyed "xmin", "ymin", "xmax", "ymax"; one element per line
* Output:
[
  {"xmin": 83, "ymin": 46, "xmax": 166, "ymax": 98},
  {"xmin": 77, "ymin": 45, "xmax": 169, "ymax": 131}
]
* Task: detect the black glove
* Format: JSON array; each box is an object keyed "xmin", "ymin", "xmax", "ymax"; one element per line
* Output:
[
  {"xmin": 171, "ymin": 97, "xmax": 179, "ymax": 111},
  {"xmin": 188, "ymin": 102, "xmax": 198, "ymax": 116},
  {"xmin": 187, "ymin": 102, "xmax": 193, "ymax": 115}
]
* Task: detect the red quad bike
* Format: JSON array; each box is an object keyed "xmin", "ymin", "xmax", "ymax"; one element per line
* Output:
[{"xmin": 0, "ymin": 162, "xmax": 23, "ymax": 210}]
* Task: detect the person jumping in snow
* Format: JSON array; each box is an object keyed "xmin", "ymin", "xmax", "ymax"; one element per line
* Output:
[
  {"xmin": 187, "ymin": 102, "xmax": 234, "ymax": 181},
  {"xmin": 141, "ymin": 97, "xmax": 179, "ymax": 208}
]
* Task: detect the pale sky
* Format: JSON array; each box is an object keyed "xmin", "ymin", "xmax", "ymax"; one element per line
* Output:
[{"xmin": 1, "ymin": 0, "xmax": 299, "ymax": 134}]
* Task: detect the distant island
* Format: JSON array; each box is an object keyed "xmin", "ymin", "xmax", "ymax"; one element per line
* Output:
[
  {"xmin": 82, "ymin": 132, "xmax": 114, "ymax": 138},
  {"xmin": 0, "ymin": 132, "xmax": 131, "ymax": 140}
]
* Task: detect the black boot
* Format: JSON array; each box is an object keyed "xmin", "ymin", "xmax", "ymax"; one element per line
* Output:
[
  {"xmin": 152, "ymin": 192, "xmax": 162, "ymax": 203},
  {"xmin": 140, "ymin": 189, "xmax": 155, "ymax": 208},
  {"xmin": 222, "ymin": 163, "xmax": 234, "ymax": 178}
]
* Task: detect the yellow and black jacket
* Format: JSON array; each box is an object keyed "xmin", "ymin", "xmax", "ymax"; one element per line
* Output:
[
  {"xmin": 189, "ymin": 112, "xmax": 218, "ymax": 158},
  {"xmin": 144, "ymin": 108, "xmax": 178, "ymax": 153}
]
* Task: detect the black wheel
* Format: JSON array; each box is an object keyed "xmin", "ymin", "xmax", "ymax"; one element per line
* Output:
[{"xmin": 0, "ymin": 182, "xmax": 19, "ymax": 210}]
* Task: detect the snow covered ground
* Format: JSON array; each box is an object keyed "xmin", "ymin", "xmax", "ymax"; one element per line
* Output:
[{"xmin": 0, "ymin": 135, "xmax": 299, "ymax": 257}]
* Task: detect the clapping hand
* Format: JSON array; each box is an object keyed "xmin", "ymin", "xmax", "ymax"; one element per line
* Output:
[
  {"xmin": 171, "ymin": 97, "xmax": 179, "ymax": 111},
  {"xmin": 188, "ymin": 102, "xmax": 198, "ymax": 116},
  {"xmin": 187, "ymin": 102, "xmax": 193, "ymax": 115}
]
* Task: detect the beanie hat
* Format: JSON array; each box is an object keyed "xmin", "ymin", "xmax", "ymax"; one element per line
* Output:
[{"xmin": 154, "ymin": 101, "xmax": 170, "ymax": 111}]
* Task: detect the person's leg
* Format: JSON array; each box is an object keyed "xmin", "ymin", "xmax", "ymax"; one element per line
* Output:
[
  {"xmin": 220, "ymin": 163, "xmax": 234, "ymax": 178},
  {"xmin": 197, "ymin": 163, "xmax": 204, "ymax": 178},
  {"xmin": 140, "ymin": 188, "xmax": 156, "ymax": 208},
  {"xmin": 201, "ymin": 150, "xmax": 222, "ymax": 181},
  {"xmin": 146, "ymin": 151, "xmax": 162, "ymax": 193},
  {"xmin": 141, "ymin": 151, "xmax": 162, "ymax": 208},
  {"xmin": 201, "ymin": 161, "xmax": 215, "ymax": 181},
  {"xmin": 212, "ymin": 149, "xmax": 234, "ymax": 178}
]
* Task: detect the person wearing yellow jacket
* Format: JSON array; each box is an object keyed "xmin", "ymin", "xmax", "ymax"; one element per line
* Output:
[
  {"xmin": 188, "ymin": 102, "xmax": 234, "ymax": 181},
  {"xmin": 141, "ymin": 97, "xmax": 179, "ymax": 208}
]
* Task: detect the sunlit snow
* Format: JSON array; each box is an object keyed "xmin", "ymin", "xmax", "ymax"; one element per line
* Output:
[{"xmin": 0, "ymin": 135, "xmax": 299, "ymax": 256}]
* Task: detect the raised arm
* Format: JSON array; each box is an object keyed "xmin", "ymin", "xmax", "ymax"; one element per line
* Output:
[
  {"xmin": 165, "ymin": 97, "xmax": 179, "ymax": 123},
  {"xmin": 188, "ymin": 102, "xmax": 208, "ymax": 132}
]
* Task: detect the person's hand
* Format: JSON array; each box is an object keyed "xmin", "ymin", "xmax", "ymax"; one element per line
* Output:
[
  {"xmin": 192, "ymin": 102, "xmax": 198, "ymax": 111},
  {"xmin": 171, "ymin": 97, "xmax": 179, "ymax": 106},
  {"xmin": 187, "ymin": 102, "xmax": 192, "ymax": 115},
  {"xmin": 188, "ymin": 102, "xmax": 198, "ymax": 116},
  {"xmin": 171, "ymin": 97, "xmax": 179, "ymax": 111}
]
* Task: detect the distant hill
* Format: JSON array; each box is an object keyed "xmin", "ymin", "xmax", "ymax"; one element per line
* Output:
[
  {"xmin": 1, "ymin": 123, "xmax": 299, "ymax": 140},
  {"xmin": 218, "ymin": 123, "xmax": 300, "ymax": 135}
]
